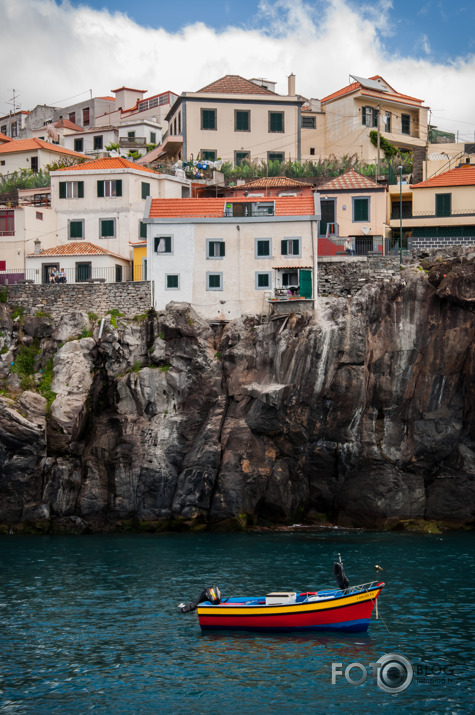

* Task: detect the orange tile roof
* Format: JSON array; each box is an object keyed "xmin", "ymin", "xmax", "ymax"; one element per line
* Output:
[
  {"xmin": 53, "ymin": 118, "xmax": 84, "ymax": 131},
  {"xmin": 149, "ymin": 196, "xmax": 315, "ymax": 218},
  {"xmin": 53, "ymin": 156, "xmax": 159, "ymax": 174},
  {"xmin": 27, "ymin": 241, "xmax": 126, "ymax": 260},
  {"xmin": 317, "ymin": 169, "xmax": 382, "ymax": 191},
  {"xmin": 411, "ymin": 164, "xmax": 475, "ymax": 189},
  {"xmin": 111, "ymin": 86, "xmax": 147, "ymax": 93},
  {"xmin": 321, "ymin": 75, "xmax": 423, "ymax": 105},
  {"xmin": 0, "ymin": 138, "xmax": 87, "ymax": 158},
  {"xmin": 0, "ymin": 132, "xmax": 11, "ymax": 142},
  {"xmin": 198, "ymin": 75, "xmax": 277, "ymax": 95},
  {"xmin": 233, "ymin": 176, "xmax": 314, "ymax": 190}
]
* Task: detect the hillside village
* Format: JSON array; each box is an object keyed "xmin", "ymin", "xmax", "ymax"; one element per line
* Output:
[{"xmin": 1, "ymin": 73, "xmax": 474, "ymax": 320}]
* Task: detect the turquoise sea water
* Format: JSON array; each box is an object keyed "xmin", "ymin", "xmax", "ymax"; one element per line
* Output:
[{"xmin": 0, "ymin": 530, "xmax": 473, "ymax": 714}]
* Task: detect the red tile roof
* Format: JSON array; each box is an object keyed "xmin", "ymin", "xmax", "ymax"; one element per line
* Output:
[
  {"xmin": 0, "ymin": 132, "xmax": 11, "ymax": 142},
  {"xmin": 111, "ymin": 86, "xmax": 147, "ymax": 93},
  {"xmin": 198, "ymin": 75, "xmax": 277, "ymax": 95},
  {"xmin": 27, "ymin": 241, "xmax": 126, "ymax": 260},
  {"xmin": 53, "ymin": 118, "xmax": 84, "ymax": 131},
  {"xmin": 321, "ymin": 75, "xmax": 423, "ymax": 105},
  {"xmin": 0, "ymin": 138, "xmax": 87, "ymax": 158},
  {"xmin": 149, "ymin": 196, "xmax": 315, "ymax": 218},
  {"xmin": 317, "ymin": 169, "xmax": 382, "ymax": 191},
  {"xmin": 411, "ymin": 164, "xmax": 475, "ymax": 189},
  {"xmin": 53, "ymin": 156, "xmax": 159, "ymax": 174},
  {"xmin": 233, "ymin": 176, "xmax": 314, "ymax": 190}
]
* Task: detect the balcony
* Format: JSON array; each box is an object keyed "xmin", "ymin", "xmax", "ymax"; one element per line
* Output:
[
  {"xmin": 223, "ymin": 201, "xmax": 274, "ymax": 217},
  {"xmin": 119, "ymin": 137, "xmax": 147, "ymax": 148}
]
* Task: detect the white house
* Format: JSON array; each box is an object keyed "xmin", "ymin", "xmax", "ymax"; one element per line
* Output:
[
  {"xmin": 144, "ymin": 194, "xmax": 321, "ymax": 320},
  {"xmin": 25, "ymin": 241, "xmax": 131, "ymax": 284},
  {"xmin": 0, "ymin": 138, "xmax": 87, "ymax": 176}
]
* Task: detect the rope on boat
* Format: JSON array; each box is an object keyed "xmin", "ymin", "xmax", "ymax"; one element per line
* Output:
[{"xmin": 371, "ymin": 595, "xmax": 391, "ymax": 633}]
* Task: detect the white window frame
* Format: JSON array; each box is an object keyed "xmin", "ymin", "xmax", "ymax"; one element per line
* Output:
[
  {"xmin": 154, "ymin": 235, "xmax": 173, "ymax": 254},
  {"xmin": 99, "ymin": 217, "xmax": 116, "ymax": 239},
  {"xmin": 206, "ymin": 238, "xmax": 225, "ymax": 259},
  {"xmin": 165, "ymin": 273, "xmax": 180, "ymax": 290},
  {"xmin": 281, "ymin": 237, "xmax": 301, "ymax": 257}
]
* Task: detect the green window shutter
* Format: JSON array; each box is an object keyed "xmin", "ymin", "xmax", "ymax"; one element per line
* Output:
[
  {"xmin": 164, "ymin": 236, "xmax": 171, "ymax": 252},
  {"xmin": 436, "ymin": 194, "xmax": 451, "ymax": 217},
  {"xmin": 293, "ymin": 239, "xmax": 299, "ymax": 255},
  {"xmin": 300, "ymin": 269, "xmax": 312, "ymax": 299},
  {"xmin": 140, "ymin": 221, "xmax": 147, "ymax": 239},
  {"xmin": 101, "ymin": 220, "xmax": 114, "ymax": 237},
  {"xmin": 281, "ymin": 239, "xmax": 288, "ymax": 255},
  {"xmin": 70, "ymin": 221, "xmax": 82, "ymax": 238},
  {"xmin": 97, "ymin": 181, "xmax": 104, "ymax": 197},
  {"xmin": 142, "ymin": 182, "xmax": 150, "ymax": 199},
  {"xmin": 257, "ymin": 273, "xmax": 269, "ymax": 288},
  {"xmin": 59, "ymin": 183, "xmax": 66, "ymax": 199},
  {"xmin": 219, "ymin": 241, "xmax": 225, "ymax": 257},
  {"xmin": 362, "ymin": 107, "xmax": 367, "ymax": 126},
  {"xmin": 115, "ymin": 180, "xmax": 122, "ymax": 197},
  {"xmin": 257, "ymin": 240, "xmax": 268, "ymax": 256},
  {"xmin": 354, "ymin": 198, "xmax": 369, "ymax": 222},
  {"xmin": 78, "ymin": 181, "xmax": 84, "ymax": 198},
  {"xmin": 167, "ymin": 274, "xmax": 179, "ymax": 288}
]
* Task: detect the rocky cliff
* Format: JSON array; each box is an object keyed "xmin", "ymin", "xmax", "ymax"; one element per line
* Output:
[{"xmin": 1, "ymin": 252, "xmax": 474, "ymax": 532}]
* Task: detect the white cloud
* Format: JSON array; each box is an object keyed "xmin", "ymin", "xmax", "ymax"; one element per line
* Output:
[{"xmin": 1, "ymin": 0, "xmax": 474, "ymax": 137}]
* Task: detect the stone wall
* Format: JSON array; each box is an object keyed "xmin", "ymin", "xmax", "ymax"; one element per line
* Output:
[
  {"xmin": 318, "ymin": 255, "xmax": 400, "ymax": 297},
  {"xmin": 5, "ymin": 281, "xmax": 152, "ymax": 317},
  {"xmin": 409, "ymin": 236, "xmax": 475, "ymax": 252}
]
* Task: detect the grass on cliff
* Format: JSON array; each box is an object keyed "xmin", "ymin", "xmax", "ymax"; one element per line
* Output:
[
  {"xmin": 11, "ymin": 341, "xmax": 41, "ymax": 389},
  {"xmin": 38, "ymin": 357, "xmax": 56, "ymax": 409}
]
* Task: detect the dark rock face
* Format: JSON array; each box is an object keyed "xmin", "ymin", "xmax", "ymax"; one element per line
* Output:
[{"xmin": 0, "ymin": 260, "xmax": 474, "ymax": 531}]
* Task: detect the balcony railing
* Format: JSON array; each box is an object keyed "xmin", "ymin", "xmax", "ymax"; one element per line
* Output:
[
  {"xmin": 119, "ymin": 137, "xmax": 147, "ymax": 147},
  {"xmin": 391, "ymin": 208, "xmax": 475, "ymax": 220}
]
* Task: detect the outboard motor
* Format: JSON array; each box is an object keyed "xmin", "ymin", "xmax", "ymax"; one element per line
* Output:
[
  {"xmin": 178, "ymin": 586, "xmax": 221, "ymax": 613},
  {"xmin": 333, "ymin": 554, "xmax": 349, "ymax": 591}
]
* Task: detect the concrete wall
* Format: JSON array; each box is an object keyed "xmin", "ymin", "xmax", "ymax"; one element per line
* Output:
[{"xmin": 5, "ymin": 281, "xmax": 151, "ymax": 317}]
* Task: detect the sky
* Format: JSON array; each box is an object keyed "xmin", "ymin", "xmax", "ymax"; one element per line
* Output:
[{"xmin": 1, "ymin": 0, "xmax": 474, "ymax": 139}]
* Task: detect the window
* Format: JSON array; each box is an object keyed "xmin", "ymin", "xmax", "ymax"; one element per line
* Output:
[
  {"xmin": 235, "ymin": 151, "xmax": 250, "ymax": 166},
  {"xmin": 353, "ymin": 197, "xmax": 370, "ymax": 222},
  {"xmin": 255, "ymin": 238, "xmax": 271, "ymax": 258},
  {"xmin": 255, "ymin": 271, "xmax": 271, "ymax": 289},
  {"xmin": 235, "ymin": 110, "xmax": 250, "ymax": 132},
  {"xmin": 82, "ymin": 108, "xmax": 90, "ymax": 126},
  {"xmin": 69, "ymin": 220, "xmax": 84, "ymax": 239},
  {"xmin": 207, "ymin": 239, "xmax": 225, "ymax": 258},
  {"xmin": 166, "ymin": 274, "xmax": 180, "ymax": 289},
  {"xmin": 301, "ymin": 116, "xmax": 316, "ymax": 129},
  {"xmin": 154, "ymin": 236, "xmax": 172, "ymax": 253},
  {"xmin": 268, "ymin": 152, "xmax": 284, "ymax": 162},
  {"xmin": 436, "ymin": 193, "xmax": 451, "ymax": 217},
  {"xmin": 178, "ymin": 112, "xmax": 181, "ymax": 135},
  {"xmin": 36, "ymin": 212, "xmax": 43, "ymax": 221},
  {"xmin": 383, "ymin": 112, "xmax": 391, "ymax": 132},
  {"xmin": 362, "ymin": 106, "xmax": 379, "ymax": 127},
  {"xmin": 401, "ymin": 113, "xmax": 410, "ymax": 135},
  {"xmin": 207, "ymin": 272, "xmax": 222, "ymax": 290},
  {"xmin": 11, "ymin": 122, "xmax": 17, "ymax": 138},
  {"xmin": 0, "ymin": 125, "xmax": 6, "ymax": 134},
  {"xmin": 201, "ymin": 109, "xmax": 216, "ymax": 130},
  {"xmin": 139, "ymin": 221, "xmax": 147, "ymax": 239},
  {"xmin": 69, "ymin": 112, "xmax": 76, "ymax": 124},
  {"xmin": 283, "ymin": 271, "xmax": 298, "ymax": 287},
  {"xmin": 269, "ymin": 112, "xmax": 284, "ymax": 132},
  {"xmin": 281, "ymin": 238, "xmax": 301, "ymax": 256},
  {"xmin": 97, "ymin": 180, "xmax": 122, "ymax": 197},
  {"xmin": 127, "ymin": 131, "xmax": 135, "ymax": 139},
  {"xmin": 94, "ymin": 135, "xmax": 104, "ymax": 150},
  {"xmin": 141, "ymin": 182, "xmax": 150, "ymax": 199},
  {"xmin": 201, "ymin": 150, "xmax": 217, "ymax": 161},
  {"xmin": 310, "ymin": 147, "xmax": 315, "ymax": 156},
  {"xmin": 99, "ymin": 218, "xmax": 115, "ymax": 238},
  {"xmin": 59, "ymin": 181, "xmax": 84, "ymax": 199},
  {"xmin": 0, "ymin": 210, "xmax": 14, "ymax": 236},
  {"xmin": 74, "ymin": 138, "xmax": 84, "ymax": 153},
  {"xmin": 150, "ymin": 132, "xmax": 156, "ymax": 144},
  {"xmin": 76, "ymin": 262, "xmax": 91, "ymax": 282}
]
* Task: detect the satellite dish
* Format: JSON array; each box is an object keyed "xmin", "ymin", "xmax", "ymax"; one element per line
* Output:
[{"xmin": 361, "ymin": 226, "xmax": 370, "ymax": 235}]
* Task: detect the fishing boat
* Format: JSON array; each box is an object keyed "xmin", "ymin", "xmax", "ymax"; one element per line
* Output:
[{"xmin": 178, "ymin": 556, "xmax": 384, "ymax": 633}]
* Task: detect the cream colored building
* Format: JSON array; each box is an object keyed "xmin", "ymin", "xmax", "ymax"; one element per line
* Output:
[
  {"xmin": 0, "ymin": 204, "xmax": 57, "ymax": 276},
  {"xmin": 145, "ymin": 195, "xmax": 321, "ymax": 320},
  {"xmin": 318, "ymin": 75, "xmax": 429, "ymax": 164},
  {"xmin": 50, "ymin": 157, "xmax": 191, "ymax": 265},
  {"xmin": 147, "ymin": 75, "xmax": 303, "ymax": 165}
]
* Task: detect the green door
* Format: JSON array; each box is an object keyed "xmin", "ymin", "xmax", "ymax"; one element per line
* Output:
[{"xmin": 300, "ymin": 269, "xmax": 312, "ymax": 299}]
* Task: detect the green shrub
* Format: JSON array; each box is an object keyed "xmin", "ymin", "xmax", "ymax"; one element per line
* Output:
[
  {"xmin": 159, "ymin": 364, "xmax": 170, "ymax": 372},
  {"xmin": 88, "ymin": 312, "xmax": 98, "ymax": 322},
  {"xmin": 0, "ymin": 287, "xmax": 7, "ymax": 303},
  {"xmin": 35, "ymin": 310, "xmax": 51, "ymax": 318},
  {"xmin": 38, "ymin": 357, "xmax": 56, "ymax": 409},
  {"xmin": 11, "ymin": 341, "xmax": 41, "ymax": 389},
  {"xmin": 11, "ymin": 306, "xmax": 24, "ymax": 320},
  {"xmin": 79, "ymin": 329, "xmax": 93, "ymax": 339}
]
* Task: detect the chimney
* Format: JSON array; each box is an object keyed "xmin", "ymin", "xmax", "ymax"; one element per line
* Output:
[
  {"xmin": 34, "ymin": 239, "xmax": 42, "ymax": 255},
  {"xmin": 288, "ymin": 73, "xmax": 296, "ymax": 96}
]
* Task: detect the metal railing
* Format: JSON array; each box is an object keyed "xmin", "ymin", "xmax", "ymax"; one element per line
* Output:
[
  {"xmin": 306, "ymin": 580, "xmax": 383, "ymax": 601},
  {"xmin": 0, "ymin": 270, "xmax": 25, "ymax": 285}
]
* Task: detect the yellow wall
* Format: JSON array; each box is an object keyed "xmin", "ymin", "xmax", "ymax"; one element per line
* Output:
[{"xmin": 133, "ymin": 245, "xmax": 147, "ymax": 281}]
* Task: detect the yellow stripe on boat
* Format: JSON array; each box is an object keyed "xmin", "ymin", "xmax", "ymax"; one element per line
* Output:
[{"xmin": 198, "ymin": 588, "xmax": 381, "ymax": 616}]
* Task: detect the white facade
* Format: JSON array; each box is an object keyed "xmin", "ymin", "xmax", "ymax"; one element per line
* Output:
[
  {"xmin": 0, "ymin": 206, "xmax": 57, "ymax": 274},
  {"xmin": 25, "ymin": 250, "xmax": 131, "ymax": 284},
  {"xmin": 62, "ymin": 127, "xmax": 119, "ymax": 156}
]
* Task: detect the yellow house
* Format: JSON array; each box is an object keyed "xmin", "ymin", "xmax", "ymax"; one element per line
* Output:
[
  {"xmin": 389, "ymin": 164, "xmax": 475, "ymax": 251},
  {"xmin": 318, "ymin": 75, "xmax": 429, "ymax": 164},
  {"xmin": 131, "ymin": 240, "xmax": 147, "ymax": 281}
]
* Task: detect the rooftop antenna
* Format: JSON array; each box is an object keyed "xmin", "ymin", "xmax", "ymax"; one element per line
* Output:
[{"xmin": 7, "ymin": 88, "xmax": 21, "ymax": 115}]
